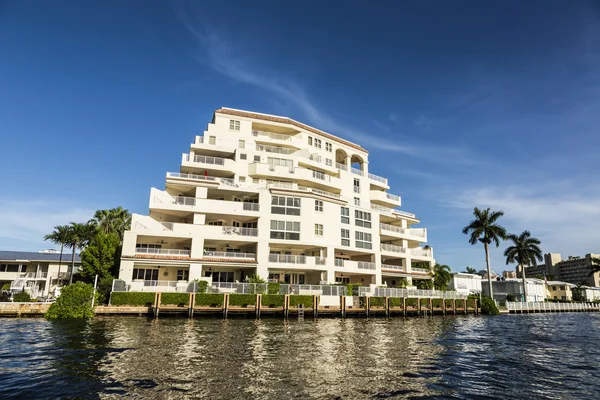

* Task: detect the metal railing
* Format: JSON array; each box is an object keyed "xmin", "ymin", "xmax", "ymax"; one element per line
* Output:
[
  {"xmin": 506, "ymin": 301, "xmax": 600, "ymax": 312},
  {"xmin": 18, "ymin": 272, "xmax": 36, "ymax": 278},
  {"xmin": 211, "ymin": 282, "xmax": 267, "ymax": 294},
  {"xmin": 380, "ymin": 243, "xmax": 407, "ymax": 254},
  {"xmin": 371, "ymin": 204, "xmax": 392, "ymax": 214},
  {"xmin": 381, "ymin": 264, "xmax": 405, "ymax": 271},
  {"xmin": 252, "ymin": 130, "xmax": 293, "ymax": 141},
  {"xmin": 220, "ymin": 177, "xmax": 236, "ymax": 186},
  {"xmin": 182, "ymin": 153, "xmax": 227, "ymax": 166},
  {"xmin": 135, "ymin": 248, "xmax": 190, "ymax": 256},
  {"xmin": 379, "ymin": 223, "xmax": 406, "ymax": 234},
  {"xmin": 312, "ymin": 170, "xmax": 326, "ymax": 180},
  {"xmin": 242, "ymin": 202, "xmax": 260, "ymax": 211},
  {"xmin": 370, "ymin": 287, "xmax": 468, "ymax": 299},
  {"xmin": 160, "ymin": 222, "xmax": 174, "ymax": 231},
  {"xmin": 196, "ymin": 136, "xmax": 204, "ymax": 143},
  {"xmin": 368, "ymin": 173, "xmax": 387, "ymax": 184},
  {"xmin": 203, "ymin": 251, "xmax": 256, "ymax": 259},
  {"xmin": 309, "ymin": 187, "xmax": 341, "ymax": 199},
  {"xmin": 166, "ymin": 172, "xmax": 219, "ymax": 182},
  {"xmin": 385, "ymin": 193, "xmax": 400, "ymax": 201},
  {"xmin": 222, "ymin": 226, "xmax": 259, "ymax": 237},
  {"xmin": 358, "ymin": 261, "xmax": 376, "ymax": 270},
  {"xmin": 174, "ymin": 196, "xmax": 196, "ymax": 206},
  {"xmin": 336, "ymin": 162, "xmax": 348, "ymax": 171},
  {"xmin": 335, "ymin": 259, "xmax": 345, "ymax": 267},
  {"xmin": 268, "ymin": 254, "xmax": 306, "ymax": 264},
  {"xmin": 411, "ymin": 267, "xmax": 431, "ymax": 274},
  {"xmin": 351, "ymin": 167, "xmax": 364, "ymax": 176},
  {"xmin": 256, "ymin": 144, "xmax": 295, "ymax": 155},
  {"xmin": 392, "ymin": 209, "xmax": 416, "ymax": 218},
  {"xmin": 315, "ymin": 257, "xmax": 327, "ymax": 265},
  {"xmin": 410, "ymin": 248, "xmax": 432, "ymax": 257}
]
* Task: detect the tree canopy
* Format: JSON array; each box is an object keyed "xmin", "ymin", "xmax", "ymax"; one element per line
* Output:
[{"xmin": 432, "ymin": 263, "xmax": 452, "ymax": 290}]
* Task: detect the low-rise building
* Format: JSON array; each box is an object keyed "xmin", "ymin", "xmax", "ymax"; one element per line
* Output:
[
  {"xmin": 502, "ymin": 270, "xmax": 516, "ymax": 279},
  {"xmin": 545, "ymin": 281, "xmax": 574, "ymax": 301},
  {"xmin": 482, "ymin": 278, "xmax": 546, "ymax": 303},
  {"xmin": 447, "ymin": 273, "xmax": 482, "ymax": 295},
  {"xmin": 0, "ymin": 250, "xmax": 81, "ymax": 298},
  {"xmin": 577, "ymin": 286, "xmax": 600, "ymax": 302}
]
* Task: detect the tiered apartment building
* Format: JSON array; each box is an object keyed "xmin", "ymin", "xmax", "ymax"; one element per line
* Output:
[{"xmin": 118, "ymin": 108, "xmax": 434, "ymax": 290}]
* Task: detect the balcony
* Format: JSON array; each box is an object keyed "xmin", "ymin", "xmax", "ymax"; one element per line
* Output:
[
  {"xmin": 249, "ymin": 163, "xmax": 342, "ymax": 191},
  {"xmin": 166, "ymin": 172, "xmax": 221, "ymax": 187},
  {"xmin": 256, "ymin": 144, "xmax": 296, "ymax": 155},
  {"xmin": 380, "ymin": 243, "xmax": 408, "ymax": 255},
  {"xmin": 252, "ymin": 130, "xmax": 302, "ymax": 148},
  {"xmin": 370, "ymin": 190, "xmax": 401, "ymax": 207},
  {"xmin": 181, "ymin": 153, "xmax": 235, "ymax": 175},
  {"xmin": 203, "ymin": 251, "xmax": 256, "ymax": 260},
  {"xmin": 297, "ymin": 152, "xmax": 338, "ymax": 174},
  {"xmin": 411, "ymin": 267, "xmax": 431, "ymax": 274},
  {"xmin": 381, "ymin": 264, "xmax": 406, "ymax": 272},
  {"xmin": 379, "ymin": 223, "xmax": 427, "ymax": 242},
  {"xmin": 221, "ymin": 226, "xmax": 259, "ymax": 237},
  {"xmin": 135, "ymin": 248, "xmax": 191, "ymax": 257},
  {"xmin": 192, "ymin": 135, "xmax": 235, "ymax": 155},
  {"xmin": 150, "ymin": 190, "xmax": 260, "ymax": 216},
  {"xmin": 268, "ymin": 254, "xmax": 327, "ymax": 268},
  {"xmin": 409, "ymin": 248, "xmax": 433, "ymax": 259},
  {"xmin": 371, "ymin": 204, "xmax": 417, "ymax": 219},
  {"xmin": 351, "ymin": 167, "xmax": 364, "ymax": 177},
  {"xmin": 336, "ymin": 162, "xmax": 348, "ymax": 171},
  {"xmin": 368, "ymin": 172, "xmax": 389, "ymax": 188},
  {"xmin": 334, "ymin": 259, "xmax": 377, "ymax": 272},
  {"xmin": 129, "ymin": 280, "xmax": 190, "ymax": 293},
  {"xmin": 18, "ymin": 272, "xmax": 48, "ymax": 279}
]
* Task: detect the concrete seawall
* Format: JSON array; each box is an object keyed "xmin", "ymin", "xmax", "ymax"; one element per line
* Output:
[{"xmin": 0, "ymin": 302, "xmax": 51, "ymax": 317}]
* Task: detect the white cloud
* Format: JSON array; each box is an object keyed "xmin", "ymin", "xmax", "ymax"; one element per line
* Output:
[{"xmin": 0, "ymin": 198, "xmax": 95, "ymax": 251}]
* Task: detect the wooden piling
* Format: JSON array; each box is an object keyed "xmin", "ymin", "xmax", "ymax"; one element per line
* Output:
[
  {"xmin": 443, "ymin": 298, "xmax": 447, "ymax": 316},
  {"xmin": 366, "ymin": 296, "xmax": 370, "ymax": 318},
  {"xmin": 154, "ymin": 292, "xmax": 161, "ymax": 318},
  {"xmin": 402, "ymin": 297, "xmax": 406, "ymax": 317},
  {"xmin": 223, "ymin": 294, "xmax": 229, "ymax": 318},
  {"xmin": 341, "ymin": 296, "xmax": 346, "ymax": 318},
  {"xmin": 385, "ymin": 297, "xmax": 390, "ymax": 318},
  {"xmin": 284, "ymin": 294, "xmax": 289, "ymax": 318},
  {"xmin": 256, "ymin": 294, "xmax": 261, "ymax": 319},
  {"xmin": 188, "ymin": 293, "xmax": 194, "ymax": 317},
  {"xmin": 463, "ymin": 299, "xmax": 467, "ymax": 315},
  {"xmin": 313, "ymin": 295, "xmax": 318, "ymax": 319},
  {"xmin": 452, "ymin": 299, "xmax": 456, "ymax": 315},
  {"xmin": 429, "ymin": 298, "xmax": 433, "ymax": 316}
]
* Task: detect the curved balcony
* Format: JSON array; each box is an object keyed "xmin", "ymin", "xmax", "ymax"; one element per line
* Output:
[
  {"xmin": 252, "ymin": 130, "xmax": 302, "ymax": 148},
  {"xmin": 191, "ymin": 135, "xmax": 236, "ymax": 156},
  {"xmin": 181, "ymin": 153, "xmax": 236, "ymax": 176},
  {"xmin": 379, "ymin": 223, "xmax": 427, "ymax": 242},
  {"xmin": 370, "ymin": 190, "xmax": 401, "ymax": 207}
]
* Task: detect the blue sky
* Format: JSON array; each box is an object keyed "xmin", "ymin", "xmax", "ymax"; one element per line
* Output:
[{"xmin": 1, "ymin": 1, "xmax": 599, "ymax": 273}]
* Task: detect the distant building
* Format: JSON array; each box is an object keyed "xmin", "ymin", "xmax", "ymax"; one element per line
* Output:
[
  {"xmin": 523, "ymin": 253, "xmax": 600, "ymax": 286},
  {"xmin": 482, "ymin": 278, "xmax": 546, "ymax": 303},
  {"xmin": 502, "ymin": 270, "xmax": 516, "ymax": 279},
  {"xmin": 546, "ymin": 281, "xmax": 574, "ymax": 301},
  {"xmin": 447, "ymin": 273, "xmax": 482, "ymax": 295},
  {"xmin": 0, "ymin": 250, "xmax": 81, "ymax": 298},
  {"xmin": 577, "ymin": 286, "xmax": 600, "ymax": 302}
]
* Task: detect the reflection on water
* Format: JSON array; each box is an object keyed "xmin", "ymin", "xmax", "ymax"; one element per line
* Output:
[{"xmin": 1, "ymin": 314, "xmax": 599, "ymax": 399}]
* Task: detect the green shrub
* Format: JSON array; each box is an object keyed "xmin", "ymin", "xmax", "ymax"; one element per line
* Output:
[
  {"xmin": 445, "ymin": 299, "xmax": 454, "ymax": 307},
  {"xmin": 111, "ymin": 292, "xmax": 155, "ymax": 306},
  {"xmin": 195, "ymin": 280, "xmax": 209, "ymax": 294},
  {"xmin": 268, "ymin": 282, "xmax": 280, "ymax": 294},
  {"xmin": 369, "ymin": 297, "xmax": 385, "ymax": 307},
  {"xmin": 405, "ymin": 298, "xmax": 418, "ymax": 307},
  {"xmin": 261, "ymin": 294, "xmax": 285, "ymax": 308},
  {"xmin": 415, "ymin": 280, "xmax": 434, "ymax": 290},
  {"xmin": 46, "ymin": 282, "xmax": 97, "ymax": 319},
  {"xmin": 506, "ymin": 294, "xmax": 515, "ymax": 302},
  {"xmin": 432, "ymin": 299, "xmax": 443, "ymax": 308},
  {"xmin": 247, "ymin": 274, "xmax": 266, "ymax": 283},
  {"xmin": 161, "ymin": 293, "xmax": 190, "ymax": 307},
  {"xmin": 13, "ymin": 292, "xmax": 31, "ymax": 302},
  {"xmin": 97, "ymin": 276, "xmax": 114, "ymax": 305},
  {"xmin": 480, "ymin": 296, "xmax": 499, "ymax": 315},
  {"xmin": 195, "ymin": 293, "xmax": 224, "ymax": 307},
  {"xmin": 1, "ymin": 283, "xmax": 10, "ymax": 291},
  {"xmin": 420, "ymin": 298, "xmax": 430, "ymax": 306},
  {"xmin": 289, "ymin": 295, "xmax": 313, "ymax": 307},
  {"xmin": 394, "ymin": 278, "xmax": 408, "ymax": 288},
  {"xmin": 389, "ymin": 298, "xmax": 403, "ymax": 307},
  {"xmin": 229, "ymin": 294, "xmax": 256, "ymax": 307},
  {"xmin": 346, "ymin": 283, "xmax": 360, "ymax": 296}
]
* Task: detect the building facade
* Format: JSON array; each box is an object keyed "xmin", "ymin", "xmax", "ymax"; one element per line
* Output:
[
  {"xmin": 0, "ymin": 250, "xmax": 80, "ymax": 298},
  {"xmin": 482, "ymin": 278, "xmax": 547, "ymax": 303},
  {"xmin": 524, "ymin": 253, "xmax": 600, "ymax": 286},
  {"xmin": 447, "ymin": 273, "xmax": 482, "ymax": 295},
  {"xmin": 546, "ymin": 281, "xmax": 574, "ymax": 301},
  {"xmin": 118, "ymin": 108, "xmax": 434, "ymax": 289}
]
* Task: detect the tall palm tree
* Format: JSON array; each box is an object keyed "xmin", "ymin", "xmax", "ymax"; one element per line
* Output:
[
  {"xmin": 504, "ymin": 230, "xmax": 543, "ymax": 301},
  {"xmin": 465, "ymin": 266, "xmax": 477, "ymax": 274},
  {"xmin": 590, "ymin": 257, "xmax": 600, "ymax": 275},
  {"xmin": 91, "ymin": 207, "xmax": 131, "ymax": 240},
  {"xmin": 66, "ymin": 222, "xmax": 97, "ymax": 284},
  {"xmin": 44, "ymin": 225, "xmax": 71, "ymax": 285},
  {"xmin": 462, "ymin": 207, "xmax": 507, "ymax": 298},
  {"xmin": 431, "ymin": 263, "xmax": 452, "ymax": 290}
]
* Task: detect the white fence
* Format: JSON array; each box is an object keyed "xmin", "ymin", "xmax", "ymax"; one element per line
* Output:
[{"xmin": 506, "ymin": 301, "xmax": 600, "ymax": 312}]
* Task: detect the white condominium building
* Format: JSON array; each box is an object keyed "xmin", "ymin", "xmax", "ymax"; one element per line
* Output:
[{"xmin": 118, "ymin": 108, "xmax": 434, "ymax": 289}]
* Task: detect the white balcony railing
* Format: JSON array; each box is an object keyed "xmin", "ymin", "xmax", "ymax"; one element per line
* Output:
[
  {"xmin": 315, "ymin": 257, "xmax": 327, "ymax": 265},
  {"xmin": 312, "ymin": 170, "xmax": 326, "ymax": 180},
  {"xmin": 160, "ymin": 222, "xmax": 174, "ymax": 231},
  {"xmin": 411, "ymin": 267, "xmax": 431, "ymax": 274},
  {"xmin": 222, "ymin": 226, "xmax": 259, "ymax": 237},
  {"xmin": 371, "ymin": 204, "xmax": 416, "ymax": 219},
  {"xmin": 135, "ymin": 248, "xmax": 191, "ymax": 256},
  {"xmin": 252, "ymin": 130, "xmax": 293, "ymax": 141},
  {"xmin": 380, "ymin": 223, "xmax": 406, "ymax": 234},
  {"xmin": 203, "ymin": 251, "xmax": 256, "ymax": 260},
  {"xmin": 385, "ymin": 193, "xmax": 400, "ymax": 201},
  {"xmin": 351, "ymin": 167, "xmax": 364, "ymax": 176},
  {"xmin": 242, "ymin": 202, "xmax": 260, "ymax": 211},
  {"xmin": 410, "ymin": 248, "xmax": 433, "ymax": 258},
  {"xmin": 336, "ymin": 162, "xmax": 348, "ymax": 171},
  {"xmin": 256, "ymin": 144, "xmax": 295, "ymax": 155},
  {"xmin": 167, "ymin": 172, "xmax": 219, "ymax": 183},
  {"xmin": 392, "ymin": 209, "xmax": 416, "ymax": 218},
  {"xmin": 18, "ymin": 272, "xmax": 36, "ymax": 278},
  {"xmin": 174, "ymin": 196, "xmax": 196, "ymax": 206},
  {"xmin": 268, "ymin": 254, "xmax": 306, "ymax": 264},
  {"xmin": 183, "ymin": 153, "xmax": 227, "ymax": 166},
  {"xmin": 380, "ymin": 244, "xmax": 407, "ymax": 254},
  {"xmin": 357, "ymin": 261, "xmax": 376, "ymax": 270},
  {"xmin": 381, "ymin": 264, "xmax": 406, "ymax": 271},
  {"xmin": 368, "ymin": 173, "xmax": 387, "ymax": 185},
  {"xmin": 196, "ymin": 136, "xmax": 204, "ymax": 143}
]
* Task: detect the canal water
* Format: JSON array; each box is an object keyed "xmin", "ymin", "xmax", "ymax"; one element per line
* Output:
[{"xmin": 1, "ymin": 314, "xmax": 599, "ymax": 399}]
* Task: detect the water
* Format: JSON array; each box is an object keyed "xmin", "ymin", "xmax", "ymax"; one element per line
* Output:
[{"xmin": 1, "ymin": 314, "xmax": 599, "ymax": 399}]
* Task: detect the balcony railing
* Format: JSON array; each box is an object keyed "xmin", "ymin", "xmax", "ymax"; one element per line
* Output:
[
  {"xmin": 385, "ymin": 193, "xmax": 400, "ymax": 201},
  {"xmin": 371, "ymin": 204, "xmax": 416, "ymax": 219},
  {"xmin": 135, "ymin": 248, "xmax": 190, "ymax": 256},
  {"xmin": 196, "ymin": 136, "xmax": 204, "ymax": 143},
  {"xmin": 411, "ymin": 267, "xmax": 431, "ymax": 274},
  {"xmin": 222, "ymin": 226, "xmax": 259, "ymax": 237},
  {"xmin": 380, "ymin": 244, "xmax": 407, "ymax": 254},
  {"xmin": 392, "ymin": 209, "xmax": 416, "ymax": 218},
  {"xmin": 336, "ymin": 162, "xmax": 348, "ymax": 171},
  {"xmin": 380, "ymin": 223, "xmax": 406, "ymax": 234},
  {"xmin": 269, "ymin": 254, "xmax": 306, "ymax": 264},
  {"xmin": 381, "ymin": 264, "xmax": 406, "ymax": 271},
  {"xmin": 410, "ymin": 248, "xmax": 433, "ymax": 258},
  {"xmin": 160, "ymin": 222, "xmax": 174, "ymax": 231},
  {"xmin": 315, "ymin": 257, "xmax": 327, "ymax": 265},
  {"xmin": 358, "ymin": 261, "xmax": 376, "ymax": 270},
  {"xmin": 203, "ymin": 251, "xmax": 256, "ymax": 259},
  {"xmin": 242, "ymin": 202, "xmax": 260, "ymax": 211},
  {"xmin": 252, "ymin": 130, "xmax": 293, "ymax": 141},
  {"xmin": 166, "ymin": 172, "xmax": 219, "ymax": 182},
  {"xmin": 256, "ymin": 144, "xmax": 295, "ymax": 155},
  {"xmin": 368, "ymin": 173, "xmax": 387, "ymax": 185},
  {"xmin": 183, "ymin": 153, "xmax": 226, "ymax": 166},
  {"xmin": 335, "ymin": 259, "xmax": 345, "ymax": 267},
  {"xmin": 296, "ymin": 185, "xmax": 342, "ymax": 199},
  {"xmin": 174, "ymin": 196, "xmax": 196, "ymax": 206},
  {"xmin": 351, "ymin": 167, "xmax": 364, "ymax": 176}
]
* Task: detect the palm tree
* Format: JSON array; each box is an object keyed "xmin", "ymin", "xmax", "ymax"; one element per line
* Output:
[
  {"xmin": 504, "ymin": 230, "xmax": 543, "ymax": 301},
  {"xmin": 431, "ymin": 263, "xmax": 452, "ymax": 290},
  {"xmin": 44, "ymin": 225, "xmax": 71, "ymax": 285},
  {"xmin": 91, "ymin": 207, "xmax": 131, "ymax": 240},
  {"xmin": 66, "ymin": 222, "xmax": 97, "ymax": 284},
  {"xmin": 465, "ymin": 266, "xmax": 477, "ymax": 274},
  {"xmin": 590, "ymin": 257, "xmax": 600, "ymax": 275},
  {"xmin": 462, "ymin": 207, "xmax": 507, "ymax": 298}
]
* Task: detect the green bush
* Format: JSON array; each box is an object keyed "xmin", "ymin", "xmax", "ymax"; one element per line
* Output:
[
  {"xmin": 346, "ymin": 283, "xmax": 360, "ymax": 296},
  {"xmin": 96, "ymin": 276, "xmax": 114, "ymax": 305},
  {"xmin": 268, "ymin": 282, "xmax": 280, "ymax": 294},
  {"xmin": 261, "ymin": 294, "xmax": 285, "ymax": 308},
  {"xmin": 506, "ymin": 294, "xmax": 515, "ymax": 302},
  {"xmin": 405, "ymin": 298, "xmax": 418, "ymax": 307},
  {"xmin": 480, "ymin": 296, "xmax": 499, "ymax": 315},
  {"xmin": 445, "ymin": 299, "xmax": 454, "ymax": 307},
  {"xmin": 432, "ymin": 299, "xmax": 443, "ymax": 308},
  {"xmin": 196, "ymin": 280, "xmax": 209, "ymax": 294},
  {"xmin": 46, "ymin": 282, "xmax": 97, "ymax": 319},
  {"xmin": 195, "ymin": 293, "xmax": 224, "ymax": 307},
  {"xmin": 13, "ymin": 292, "xmax": 31, "ymax": 302},
  {"xmin": 394, "ymin": 278, "xmax": 408, "ymax": 288},
  {"xmin": 161, "ymin": 293, "xmax": 190, "ymax": 307},
  {"xmin": 420, "ymin": 298, "xmax": 430, "ymax": 306},
  {"xmin": 389, "ymin": 298, "xmax": 403, "ymax": 307},
  {"xmin": 1, "ymin": 283, "xmax": 10, "ymax": 291},
  {"xmin": 229, "ymin": 294, "xmax": 256, "ymax": 307},
  {"xmin": 369, "ymin": 297, "xmax": 385, "ymax": 307},
  {"xmin": 289, "ymin": 295, "xmax": 313, "ymax": 308},
  {"xmin": 111, "ymin": 292, "xmax": 155, "ymax": 306},
  {"xmin": 415, "ymin": 280, "xmax": 434, "ymax": 290}
]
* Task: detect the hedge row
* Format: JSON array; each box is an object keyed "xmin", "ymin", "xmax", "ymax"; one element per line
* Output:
[
  {"xmin": 369, "ymin": 297, "xmax": 386, "ymax": 308},
  {"xmin": 161, "ymin": 293, "xmax": 190, "ymax": 307},
  {"xmin": 261, "ymin": 295, "xmax": 285, "ymax": 308},
  {"xmin": 405, "ymin": 298, "xmax": 418, "ymax": 307},
  {"xmin": 111, "ymin": 292, "xmax": 155, "ymax": 306},
  {"xmin": 195, "ymin": 293, "xmax": 224, "ymax": 307},
  {"xmin": 289, "ymin": 295, "xmax": 313, "ymax": 308},
  {"xmin": 432, "ymin": 299, "xmax": 443, "ymax": 308},
  {"xmin": 229, "ymin": 294, "xmax": 256, "ymax": 307},
  {"xmin": 389, "ymin": 298, "xmax": 403, "ymax": 308}
]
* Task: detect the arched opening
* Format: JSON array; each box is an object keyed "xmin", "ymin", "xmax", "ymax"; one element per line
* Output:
[
  {"xmin": 350, "ymin": 154, "xmax": 364, "ymax": 171},
  {"xmin": 335, "ymin": 149, "xmax": 348, "ymax": 166}
]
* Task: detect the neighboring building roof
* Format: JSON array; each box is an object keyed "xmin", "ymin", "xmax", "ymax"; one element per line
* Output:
[
  {"xmin": 547, "ymin": 281, "xmax": 575, "ymax": 287},
  {"xmin": 452, "ymin": 273, "xmax": 482, "ymax": 278},
  {"xmin": 0, "ymin": 251, "xmax": 81, "ymax": 263},
  {"xmin": 215, "ymin": 108, "xmax": 369, "ymax": 153}
]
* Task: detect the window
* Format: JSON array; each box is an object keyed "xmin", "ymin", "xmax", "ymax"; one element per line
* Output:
[
  {"xmin": 341, "ymin": 207, "xmax": 350, "ymax": 224},
  {"xmin": 239, "ymin": 176, "xmax": 246, "ymax": 182},
  {"xmin": 354, "ymin": 178, "xmax": 360, "ymax": 193},
  {"xmin": 314, "ymin": 138, "xmax": 322, "ymax": 148},
  {"xmin": 354, "ymin": 197, "xmax": 361, "ymax": 207},
  {"xmin": 325, "ymin": 158, "xmax": 333, "ymax": 166},
  {"xmin": 207, "ymin": 221, "xmax": 224, "ymax": 226},
  {"xmin": 341, "ymin": 229, "xmax": 350, "ymax": 246},
  {"xmin": 326, "ymin": 142, "xmax": 332, "ymax": 152},
  {"xmin": 267, "ymin": 157, "xmax": 293, "ymax": 172},
  {"xmin": 270, "ymin": 220, "xmax": 300, "ymax": 240},
  {"xmin": 238, "ymin": 139, "xmax": 245, "ymax": 149},
  {"xmin": 229, "ymin": 120, "xmax": 240, "ymax": 131},
  {"xmin": 243, "ymin": 221, "xmax": 258, "ymax": 228},
  {"xmin": 254, "ymin": 155, "xmax": 261, "ymax": 162},
  {"xmin": 560, "ymin": 286, "xmax": 565, "ymax": 290},
  {"xmin": 271, "ymin": 196, "xmax": 301, "ymax": 215},
  {"xmin": 314, "ymin": 224, "xmax": 323, "ymax": 236},
  {"xmin": 311, "ymin": 169, "xmax": 325, "ymax": 180},
  {"xmin": 252, "ymin": 178, "xmax": 259, "ymax": 184},
  {"xmin": 355, "ymin": 231, "xmax": 372, "ymax": 249},
  {"xmin": 209, "ymin": 271, "xmax": 234, "ymax": 283},
  {"xmin": 136, "ymin": 243, "xmax": 161, "ymax": 250},
  {"xmin": 355, "ymin": 211, "xmax": 372, "ymax": 228},
  {"xmin": 552, "ymin": 286, "xmax": 557, "ymax": 291},
  {"xmin": 336, "ymin": 276, "xmax": 350, "ymax": 284},
  {"xmin": 209, "ymin": 136, "xmax": 216, "ymax": 145},
  {"xmin": 315, "ymin": 200, "xmax": 323, "ymax": 212},
  {"xmin": 240, "ymin": 153, "xmax": 247, "ymax": 160},
  {"xmin": 308, "ymin": 136, "xmax": 313, "ymax": 145},
  {"xmin": 132, "ymin": 268, "xmax": 159, "ymax": 281},
  {"xmin": 177, "ymin": 269, "xmax": 189, "ymax": 281}
]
